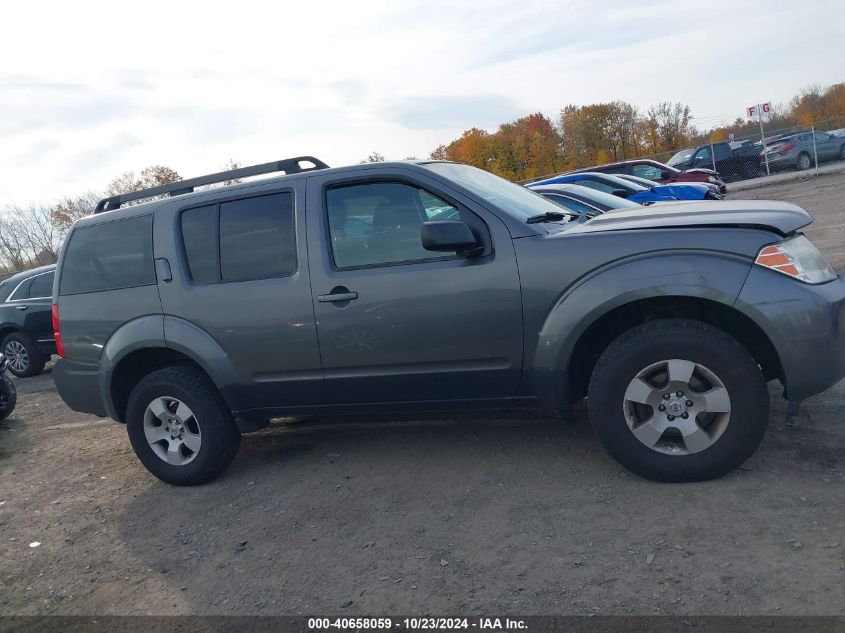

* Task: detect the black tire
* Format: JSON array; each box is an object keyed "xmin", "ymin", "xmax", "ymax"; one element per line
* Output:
[
  {"xmin": 2, "ymin": 331, "xmax": 46, "ymax": 378},
  {"xmin": 587, "ymin": 319, "xmax": 769, "ymax": 482},
  {"xmin": 0, "ymin": 376, "xmax": 17, "ymax": 421},
  {"xmin": 126, "ymin": 363, "xmax": 241, "ymax": 486},
  {"xmin": 796, "ymin": 152, "xmax": 812, "ymax": 171}
]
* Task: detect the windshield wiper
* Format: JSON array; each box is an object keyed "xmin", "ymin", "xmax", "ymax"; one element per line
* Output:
[{"xmin": 525, "ymin": 211, "xmax": 573, "ymax": 224}]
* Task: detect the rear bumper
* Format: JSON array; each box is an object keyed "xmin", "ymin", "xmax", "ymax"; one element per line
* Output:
[
  {"xmin": 763, "ymin": 153, "xmax": 799, "ymax": 168},
  {"xmin": 37, "ymin": 340, "xmax": 57, "ymax": 357},
  {"xmin": 53, "ymin": 358, "xmax": 109, "ymax": 418},
  {"xmin": 736, "ymin": 270, "xmax": 845, "ymax": 401}
]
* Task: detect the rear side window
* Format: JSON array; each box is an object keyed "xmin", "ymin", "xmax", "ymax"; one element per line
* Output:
[
  {"xmin": 181, "ymin": 205, "xmax": 217, "ymax": 283},
  {"xmin": 180, "ymin": 192, "xmax": 295, "ymax": 283},
  {"xmin": 7, "ymin": 277, "xmax": 33, "ymax": 301},
  {"xmin": 28, "ymin": 271, "xmax": 55, "ymax": 298},
  {"xmin": 60, "ymin": 215, "xmax": 155, "ymax": 295}
]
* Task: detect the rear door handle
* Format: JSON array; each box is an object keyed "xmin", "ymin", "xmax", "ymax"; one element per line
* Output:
[
  {"xmin": 15, "ymin": 305, "xmax": 28, "ymax": 311},
  {"xmin": 317, "ymin": 291, "xmax": 358, "ymax": 303}
]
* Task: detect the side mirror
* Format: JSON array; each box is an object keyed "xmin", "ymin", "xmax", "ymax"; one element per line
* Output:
[
  {"xmin": 421, "ymin": 220, "xmax": 481, "ymax": 255},
  {"xmin": 611, "ymin": 189, "xmax": 629, "ymax": 198}
]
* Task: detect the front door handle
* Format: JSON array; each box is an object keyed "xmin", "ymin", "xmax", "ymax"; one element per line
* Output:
[
  {"xmin": 15, "ymin": 305, "xmax": 28, "ymax": 311},
  {"xmin": 317, "ymin": 291, "xmax": 358, "ymax": 303}
]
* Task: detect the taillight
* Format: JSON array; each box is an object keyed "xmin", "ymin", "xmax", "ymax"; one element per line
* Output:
[
  {"xmin": 776, "ymin": 143, "xmax": 795, "ymax": 153},
  {"xmin": 51, "ymin": 304, "xmax": 64, "ymax": 357}
]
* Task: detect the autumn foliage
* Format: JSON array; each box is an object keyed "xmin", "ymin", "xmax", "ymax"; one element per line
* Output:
[{"xmin": 430, "ymin": 83, "xmax": 845, "ymax": 181}]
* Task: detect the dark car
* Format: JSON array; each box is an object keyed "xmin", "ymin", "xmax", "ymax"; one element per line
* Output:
[
  {"xmin": 52, "ymin": 157, "xmax": 845, "ymax": 486},
  {"xmin": 668, "ymin": 141, "xmax": 761, "ymax": 182},
  {"xmin": 0, "ymin": 264, "xmax": 57, "ymax": 377},
  {"xmin": 761, "ymin": 131, "xmax": 845, "ymax": 171},
  {"xmin": 529, "ymin": 183, "xmax": 643, "ymax": 215},
  {"xmin": 572, "ymin": 159, "xmax": 726, "ymax": 193}
]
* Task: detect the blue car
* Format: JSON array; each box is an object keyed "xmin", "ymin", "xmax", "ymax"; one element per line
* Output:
[
  {"xmin": 528, "ymin": 172, "xmax": 719, "ymax": 204},
  {"xmin": 617, "ymin": 173, "xmax": 723, "ymax": 200}
]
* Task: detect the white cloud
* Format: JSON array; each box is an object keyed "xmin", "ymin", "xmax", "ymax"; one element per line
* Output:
[{"xmin": 1, "ymin": 0, "xmax": 843, "ymax": 203}]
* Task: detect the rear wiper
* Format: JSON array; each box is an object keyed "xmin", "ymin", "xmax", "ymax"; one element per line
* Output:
[{"xmin": 525, "ymin": 211, "xmax": 573, "ymax": 224}]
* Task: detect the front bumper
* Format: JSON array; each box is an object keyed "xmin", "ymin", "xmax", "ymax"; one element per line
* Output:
[{"xmin": 736, "ymin": 269, "xmax": 845, "ymax": 401}]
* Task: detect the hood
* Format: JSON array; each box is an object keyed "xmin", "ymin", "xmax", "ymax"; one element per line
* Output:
[
  {"xmin": 561, "ymin": 200, "xmax": 813, "ymax": 236},
  {"xmin": 681, "ymin": 167, "xmax": 719, "ymax": 177}
]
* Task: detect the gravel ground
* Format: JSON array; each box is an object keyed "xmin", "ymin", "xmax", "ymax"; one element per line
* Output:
[{"xmin": 1, "ymin": 176, "xmax": 844, "ymax": 616}]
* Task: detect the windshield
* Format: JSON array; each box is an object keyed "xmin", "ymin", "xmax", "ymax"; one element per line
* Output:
[
  {"xmin": 622, "ymin": 174, "xmax": 658, "ymax": 187},
  {"xmin": 423, "ymin": 163, "xmax": 572, "ymax": 221},
  {"xmin": 667, "ymin": 149, "xmax": 694, "ymax": 166}
]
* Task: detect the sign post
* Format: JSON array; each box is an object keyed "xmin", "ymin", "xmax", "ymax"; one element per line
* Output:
[{"xmin": 747, "ymin": 102, "xmax": 771, "ymax": 176}]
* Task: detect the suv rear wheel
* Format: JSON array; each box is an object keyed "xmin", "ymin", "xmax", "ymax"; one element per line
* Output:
[
  {"xmin": 588, "ymin": 319, "xmax": 768, "ymax": 482},
  {"xmin": 2, "ymin": 331, "xmax": 46, "ymax": 378},
  {"xmin": 126, "ymin": 363, "xmax": 241, "ymax": 485}
]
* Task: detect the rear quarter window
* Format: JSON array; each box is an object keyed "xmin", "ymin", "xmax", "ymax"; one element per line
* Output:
[{"xmin": 59, "ymin": 215, "xmax": 156, "ymax": 295}]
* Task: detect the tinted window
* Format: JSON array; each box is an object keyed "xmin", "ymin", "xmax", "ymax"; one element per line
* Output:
[
  {"xmin": 60, "ymin": 216, "xmax": 155, "ymax": 295},
  {"xmin": 326, "ymin": 181, "xmax": 468, "ymax": 268},
  {"xmin": 8, "ymin": 277, "xmax": 33, "ymax": 301},
  {"xmin": 181, "ymin": 205, "xmax": 218, "ymax": 282},
  {"xmin": 220, "ymin": 193, "xmax": 295, "ymax": 281},
  {"xmin": 28, "ymin": 271, "xmax": 54, "ymax": 298}
]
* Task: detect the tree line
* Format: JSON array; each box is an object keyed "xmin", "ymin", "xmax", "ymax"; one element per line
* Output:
[
  {"xmin": 416, "ymin": 82, "xmax": 845, "ymax": 181},
  {"xmin": 0, "ymin": 161, "xmax": 241, "ymax": 277}
]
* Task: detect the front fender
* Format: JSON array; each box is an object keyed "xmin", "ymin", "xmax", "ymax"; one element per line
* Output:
[{"xmin": 528, "ymin": 251, "xmax": 754, "ymax": 412}]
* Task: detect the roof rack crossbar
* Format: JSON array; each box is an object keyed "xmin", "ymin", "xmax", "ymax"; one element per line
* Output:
[{"xmin": 94, "ymin": 156, "xmax": 329, "ymax": 213}]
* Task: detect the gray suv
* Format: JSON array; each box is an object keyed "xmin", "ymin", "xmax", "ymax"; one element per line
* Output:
[{"xmin": 51, "ymin": 157, "xmax": 845, "ymax": 485}]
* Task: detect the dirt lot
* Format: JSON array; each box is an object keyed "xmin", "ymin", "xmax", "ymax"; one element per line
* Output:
[{"xmin": 2, "ymin": 174, "xmax": 845, "ymax": 616}]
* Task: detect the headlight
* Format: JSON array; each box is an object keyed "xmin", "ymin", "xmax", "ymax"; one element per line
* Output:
[
  {"xmin": 707, "ymin": 176, "xmax": 718, "ymax": 183},
  {"xmin": 755, "ymin": 235, "xmax": 837, "ymax": 284}
]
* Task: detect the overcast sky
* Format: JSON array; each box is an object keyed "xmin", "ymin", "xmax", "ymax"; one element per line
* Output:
[{"xmin": 2, "ymin": 0, "xmax": 843, "ymax": 204}]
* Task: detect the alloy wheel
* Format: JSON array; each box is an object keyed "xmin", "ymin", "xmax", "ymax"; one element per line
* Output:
[
  {"xmin": 143, "ymin": 396, "xmax": 202, "ymax": 466},
  {"xmin": 622, "ymin": 359, "xmax": 732, "ymax": 455},
  {"xmin": 4, "ymin": 341, "xmax": 28, "ymax": 373}
]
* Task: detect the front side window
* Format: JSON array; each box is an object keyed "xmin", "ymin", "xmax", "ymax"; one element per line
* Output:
[
  {"xmin": 326, "ymin": 181, "xmax": 470, "ymax": 268},
  {"xmin": 60, "ymin": 215, "xmax": 155, "ymax": 295},
  {"xmin": 180, "ymin": 192, "xmax": 295, "ymax": 283}
]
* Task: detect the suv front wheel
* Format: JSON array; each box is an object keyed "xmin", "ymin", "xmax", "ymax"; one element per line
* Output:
[
  {"xmin": 588, "ymin": 319, "xmax": 769, "ymax": 482},
  {"xmin": 126, "ymin": 363, "xmax": 241, "ymax": 485}
]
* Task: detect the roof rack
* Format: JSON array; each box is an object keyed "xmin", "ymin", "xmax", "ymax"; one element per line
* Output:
[{"xmin": 94, "ymin": 156, "xmax": 329, "ymax": 213}]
